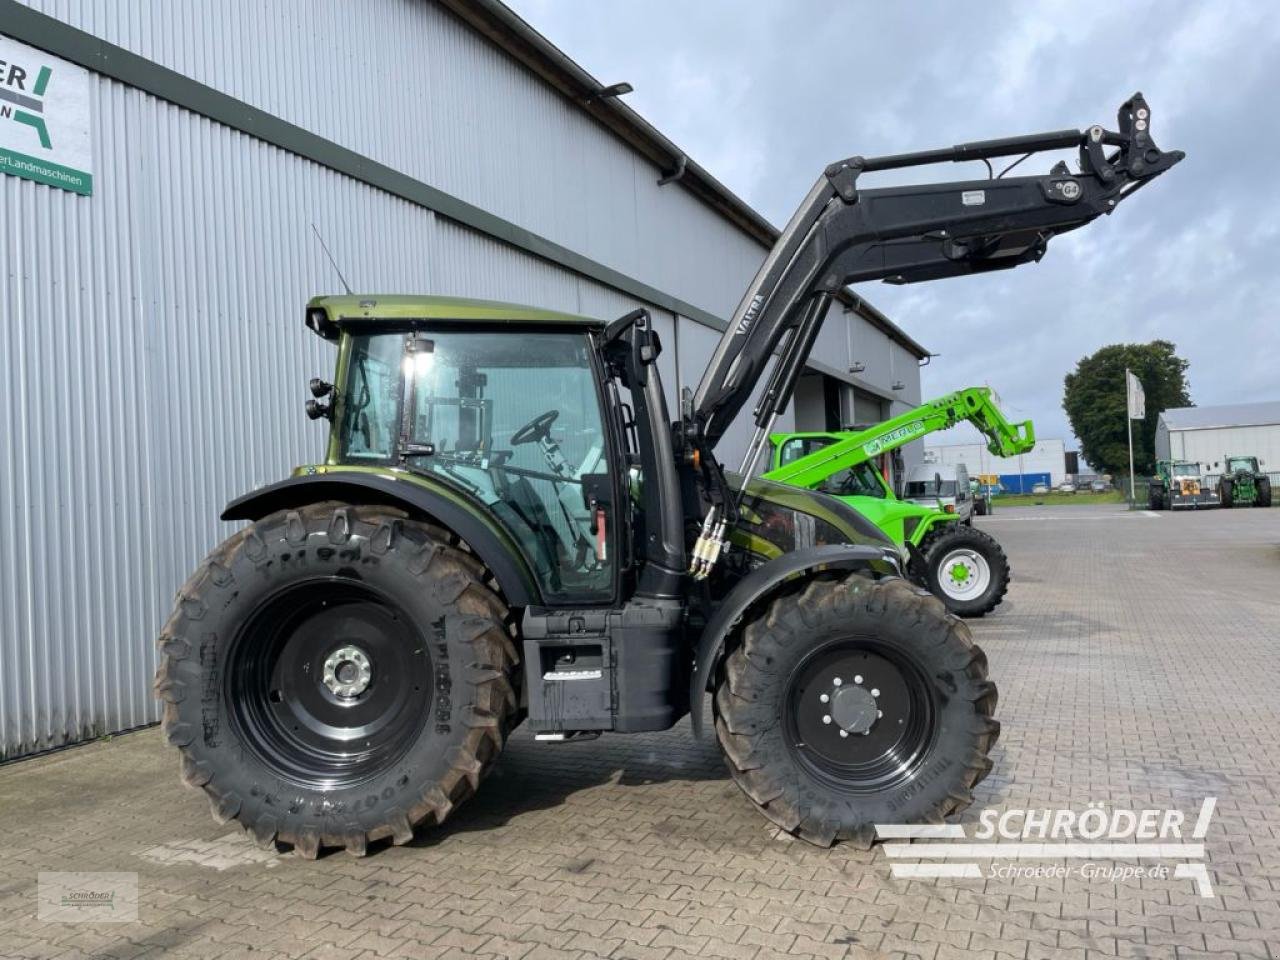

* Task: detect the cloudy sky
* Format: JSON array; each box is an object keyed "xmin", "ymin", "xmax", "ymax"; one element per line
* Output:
[{"xmin": 507, "ymin": 0, "xmax": 1279, "ymax": 446}]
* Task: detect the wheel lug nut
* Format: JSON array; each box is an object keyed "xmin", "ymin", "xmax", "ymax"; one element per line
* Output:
[
  {"xmin": 833, "ymin": 677, "xmax": 843, "ymax": 687},
  {"xmin": 839, "ymin": 730, "xmax": 849, "ymax": 738},
  {"xmin": 877, "ymin": 710, "xmax": 883, "ymax": 718},
  {"xmin": 871, "ymin": 688, "xmax": 880, "ymax": 698},
  {"xmin": 854, "ymin": 675, "xmax": 863, "ymax": 684},
  {"xmin": 822, "ymin": 715, "xmax": 832, "ymax": 724},
  {"xmin": 819, "ymin": 693, "xmax": 829, "ymax": 703}
]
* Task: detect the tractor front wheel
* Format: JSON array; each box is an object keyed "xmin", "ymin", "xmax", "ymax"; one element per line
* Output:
[
  {"xmin": 714, "ymin": 576, "xmax": 998, "ymax": 847},
  {"xmin": 1220, "ymin": 478, "xmax": 1234, "ymax": 508},
  {"xmin": 155, "ymin": 503, "xmax": 519, "ymax": 858},
  {"xmin": 1256, "ymin": 477, "xmax": 1271, "ymax": 507},
  {"xmin": 913, "ymin": 525, "xmax": 1010, "ymax": 618}
]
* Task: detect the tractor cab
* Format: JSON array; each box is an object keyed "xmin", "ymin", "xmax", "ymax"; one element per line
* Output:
[{"xmin": 326, "ymin": 304, "xmax": 617, "ymax": 603}]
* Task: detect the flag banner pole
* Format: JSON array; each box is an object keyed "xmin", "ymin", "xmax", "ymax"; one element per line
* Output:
[{"xmin": 1125, "ymin": 368, "xmax": 1142, "ymax": 509}]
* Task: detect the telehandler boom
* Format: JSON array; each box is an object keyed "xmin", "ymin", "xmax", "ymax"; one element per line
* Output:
[
  {"xmin": 765, "ymin": 387, "xmax": 1035, "ymax": 490},
  {"xmin": 763, "ymin": 387, "xmax": 1035, "ymax": 617}
]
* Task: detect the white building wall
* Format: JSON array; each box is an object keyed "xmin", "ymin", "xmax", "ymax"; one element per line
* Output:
[
  {"xmin": 925, "ymin": 439, "xmax": 1068, "ymax": 486},
  {"xmin": 1166, "ymin": 425, "xmax": 1280, "ymax": 471}
]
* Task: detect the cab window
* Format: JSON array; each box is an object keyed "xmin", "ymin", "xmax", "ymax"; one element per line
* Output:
[
  {"xmin": 819, "ymin": 462, "xmax": 888, "ymax": 499},
  {"xmin": 777, "ymin": 436, "xmax": 835, "ymax": 467},
  {"xmin": 339, "ymin": 329, "xmax": 614, "ymax": 603}
]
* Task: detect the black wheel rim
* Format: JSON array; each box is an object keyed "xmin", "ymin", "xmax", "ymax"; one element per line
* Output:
[
  {"xmin": 783, "ymin": 638, "xmax": 936, "ymax": 793},
  {"xmin": 227, "ymin": 579, "xmax": 433, "ymax": 789}
]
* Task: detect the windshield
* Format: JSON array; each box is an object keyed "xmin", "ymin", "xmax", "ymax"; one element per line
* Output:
[
  {"xmin": 1172, "ymin": 462, "xmax": 1201, "ymax": 477},
  {"xmin": 1226, "ymin": 458, "xmax": 1256, "ymax": 472},
  {"xmin": 820, "ymin": 462, "xmax": 888, "ymax": 499},
  {"xmin": 339, "ymin": 329, "xmax": 613, "ymax": 602},
  {"xmin": 777, "ymin": 436, "xmax": 835, "ymax": 466},
  {"xmin": 905, "ymin": 478, "xmax": 957, "ymax": 498}
]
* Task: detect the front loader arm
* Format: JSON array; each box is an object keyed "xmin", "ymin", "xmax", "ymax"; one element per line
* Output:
[
  {"xmin": 690, "ymin": 94, "xmax": 1182, "ymax": 460},
  {"xmin": 764, "ymin": 387, "xmax": 1034, "ymax": 489}
]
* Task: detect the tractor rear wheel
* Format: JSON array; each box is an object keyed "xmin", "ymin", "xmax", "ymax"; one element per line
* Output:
[
  {"xmin": 913, "ymin": 525, "xmax": 1010, "ymax": 618},
  {"xmin": 155, "ymin": 503, "xmax": 519, "ymax": 858},
  {"xmin": 1256, "ymin": 477, "xmax": 1271, "ymax": 507},
  {"xmin": 1220, "ymin": 478, "xmax": 1234, "ymax": 508},
  {"xmin": 714, "ymin": 576, "xmax": 998, "ymax": 847}
]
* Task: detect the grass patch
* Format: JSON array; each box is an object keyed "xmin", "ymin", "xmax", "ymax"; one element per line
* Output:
[{"xmin": 992, "ymin": 490, "xmax": 1128, "ymax": 507}]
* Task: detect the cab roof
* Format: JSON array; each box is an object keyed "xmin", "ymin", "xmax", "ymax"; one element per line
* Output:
[{"xmin": 305, "ymin": 294, "xmax": 601, "ymax": 340}]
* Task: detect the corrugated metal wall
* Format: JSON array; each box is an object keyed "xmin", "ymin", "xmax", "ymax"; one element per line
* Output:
[
  {"xmin": 0, "ymin": 65, "xmax": 774, "ymax": 758},
  {"xmin": 1168, "ymin": 425, "xmax": 1280, "ymax": 471},
  {"xmin": 15, "ymin": 0, "xmax": 766, "ymax": 325},
  {"xmin": 2, "ymin": 0, "xmax": 918, "ymax": 758}
]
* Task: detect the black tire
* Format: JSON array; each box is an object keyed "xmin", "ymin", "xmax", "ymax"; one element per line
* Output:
[
  {"xmin": 714, "ymin": 576, "xmax": 998, "ymax": 847},
  {"xmin": 1256, "ymin": 477, "xmax": 1271, "ymax": 508},
  {"xmin": 155, "ymin": 503, "xmax": 519, "ymax": 859},
  {"xmin": 974, "ymin": 498, "xmax": 988, "ymax": 517},
  {"xmin": 1219, "ymin": 478, "xmax": 1233, "ymax": 508},
  {"xmin": 912, "ymin": 524, "xmax": 1010, "ymax": 618}
]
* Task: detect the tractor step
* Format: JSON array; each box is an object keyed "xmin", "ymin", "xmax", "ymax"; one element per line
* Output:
[{"xmin": 520, "ymin": 600, "xmax": 687, "ymax": 736}]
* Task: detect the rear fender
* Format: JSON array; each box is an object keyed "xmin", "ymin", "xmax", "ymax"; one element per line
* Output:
[
  {"xmin": 221, "ymin": 473, "xmax": 540, "ymax": 607},
  {"xmin": 689, "ymin": 544, "xmax": 899, "ymax": 736}
]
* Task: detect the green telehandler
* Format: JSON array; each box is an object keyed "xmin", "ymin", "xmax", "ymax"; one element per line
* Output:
[
  {"xmin": 764, "ymin": 387, "xmax": 1034, "ymax": 617},
  {"xmin": 1218, "ymin": 455, "xmax": 1272, "ymax": 508},
  {"xmin": 155, "ymin": 96, "xmax": 1179, "ymax": 855}
]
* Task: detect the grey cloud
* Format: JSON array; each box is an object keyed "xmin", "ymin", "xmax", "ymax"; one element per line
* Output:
[{"xmin": 509, "ymin": 0, "xmax": 1280, "ymax": 447}]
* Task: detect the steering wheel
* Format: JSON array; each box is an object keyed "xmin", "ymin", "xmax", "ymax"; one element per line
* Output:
[{"xmin": 511, "ymin": 409, "xmax": 560, "ymax": 446}]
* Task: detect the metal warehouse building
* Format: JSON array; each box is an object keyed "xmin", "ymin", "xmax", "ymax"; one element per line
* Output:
[
  {"xmin": 0, "ymin": 0, "xmax": 927, "ymax": 758},
  {"xmin": 924, "ymin": 438, "xmax": 1069, "ymax": 491},
  {"xmin": 1155, "ymin": 402, "xmax": 1280, "ymax": 469}
]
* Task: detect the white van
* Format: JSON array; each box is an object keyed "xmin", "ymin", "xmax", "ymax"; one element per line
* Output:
[{"xmin": 903, "ymin": 462, "xmax": 973, "ymax": 524}]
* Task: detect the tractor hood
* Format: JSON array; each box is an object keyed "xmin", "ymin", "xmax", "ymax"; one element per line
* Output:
[{"xmin": 727, "ymin": 473, "xmax": 898, "ymax": 563}]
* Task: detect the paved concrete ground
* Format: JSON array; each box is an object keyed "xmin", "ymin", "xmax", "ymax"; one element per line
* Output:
[{"xmin": 3, "ymin": 504, "xmax": 1279, "ymax": 960}]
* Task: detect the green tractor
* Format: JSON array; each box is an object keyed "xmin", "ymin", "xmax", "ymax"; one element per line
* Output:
[
  {"xmin": 155, "ymin": 97, "xmax": 1179, "ymax": 856},
  {"xmin": 1218, "ymin": 455, "xmax": 1271, "ymax": 508},
  {"xmin": 764, "ymin": 387, "xmax": 1035, "ymax": 617},
  {"xmin": 1148, "ymin": 459, "xmax": 1219, "ymax": 510}
]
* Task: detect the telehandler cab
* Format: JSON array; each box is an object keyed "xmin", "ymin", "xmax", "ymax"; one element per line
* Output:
[
  {"xmin": 764, "ymin": 387, "xmax": 1035, "ymax": 616},
  {"xmin": 157, "ymin": 95, "xmax": 1181, "ymax": 856}
]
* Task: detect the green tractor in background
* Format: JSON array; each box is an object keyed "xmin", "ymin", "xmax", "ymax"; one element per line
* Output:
[
  {"xmin": 1219, "ymin": 455, "xmax": 1272, "ymax": 508},
  {"xmin": 765, "ymin": 387, "xmax": 1035, "ymax": 617},
  {"xmin": 1148, "ymin": 459, "xmax": 1220, "ymax": 510}
]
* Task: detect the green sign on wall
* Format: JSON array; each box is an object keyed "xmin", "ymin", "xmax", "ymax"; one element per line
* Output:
[{"xmin": 0, "ymin": 33, "xmax": 93, "ymax": 195}]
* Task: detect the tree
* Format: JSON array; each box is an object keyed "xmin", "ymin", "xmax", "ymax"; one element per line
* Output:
[{"xmin": 1062, "ymin": 341, "xmax": 1191, "ymax": 476}]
